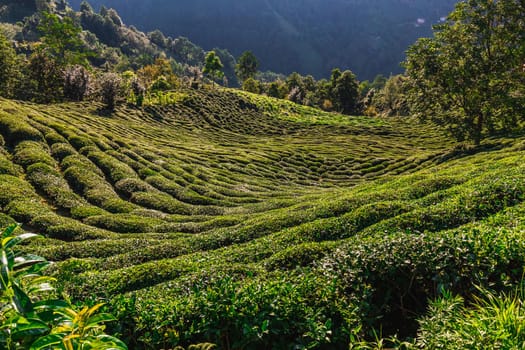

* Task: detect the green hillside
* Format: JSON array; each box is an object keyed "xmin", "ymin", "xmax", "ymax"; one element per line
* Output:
[{"xmin": 1, "ymin": 90, "xmax": 525, "ymax": 348}]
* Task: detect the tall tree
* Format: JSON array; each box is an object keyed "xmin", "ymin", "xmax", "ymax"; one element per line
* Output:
[
  {"xmin": 203, "ymin": 50, "xmax": 224, "ymax": 87},
  {"xmin": 235, "ymin": 51, "xmax": 258, "ymax": 83},
  {"xmin": 38, "ymin": 12, "xmax": 89, "ymax": 66},
  {"xmin": 405, "ymin": 0, "xmax": 525, "ymax": 144},
  {"xmin": 0, "ymin": 32, "xmax": 19, "ymax": 98},
  {"xmin": 331, "ymin": 70, "xmax": 360, "ymax": 115}
]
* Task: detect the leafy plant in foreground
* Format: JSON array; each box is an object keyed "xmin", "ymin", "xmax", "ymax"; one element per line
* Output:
[{"xmin": 0, "ymin": 224, "xmax": 127, "ymax": 349}]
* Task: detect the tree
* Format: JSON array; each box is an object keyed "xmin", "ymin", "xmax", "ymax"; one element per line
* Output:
[
  {"xmin": 63, "ymin": 65, "xmax": 91, "ymax": 101},
  {"xmin": 331, "ymin": 69, "xmax": 360, "ymax": 115},
  {"xmin": 26, "ymin": 50, "xmax": 64, "ymax": 103},
  {"xmin": 99, "ymin": 72, "xmax": 123, "ymax": 110},
  {"xmin": 203, "ymin": 50, "xmax": 224, "ymax": 87},
  {"xmin": 242, "ymin": 77, "xmax": 261, "ymax": 94},
  {"xmin": 0, "ymin": 32, "xmax": 19, "ymax": 98},
  {"xmin": 286, "ymin": 72, "xmax": 305, "ymax": 104},
  {"xmin": 373, "ymin": 75, "xmax": 410, "ymax": 116},
  {"xmin": 38, "ymin": 12, "xmax": 89, "ymax": 67},
  {"xmin": 137, "ymin": 58, "xmax": 178, "ymax": 90},
  {"xmin": 405, "ymin": 0, "xmax": 525, "ymax": 144},
  {"xmin": 235, "ymin": 51, "xmax": 258, "ymax": 83}
]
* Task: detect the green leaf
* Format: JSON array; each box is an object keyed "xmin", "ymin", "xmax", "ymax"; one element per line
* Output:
[
  {"xmin": 30, "ymin": 333, "xmax": 65, "ymax": 350},
  {"xmin": 22, "ymin": 261, "xmax": 51, "ymax": 276},
  {"xmin": 33, "ymin": 299, "xmax": 69, "ymax": 310},
  {"xmin": 4, "ymin": 233, "xmax": 40, "ymax": 250},
  {"xmin": 93, "ymin": 334, "xmax": 128, "ymax": 350},
  {"xmin": 1, "ymin": 224, "xmax": 18, "ymax": 240},
  {"xmin": 12, "ymin": 283, "xmax": 34, "ymax": 314},
  {"xmin": 11, "ymin": 318, "xmax": 49, "ymax": 340},
  {"xmin": 86, "ymin": 313, "xmax": 117, "ymax": 329},
  {"xmin": 13, "ymin": 254, "xmax": 47, "ymax": 270},
  {"xmin": 0, "ymin": 261, "xmax": 9, "ymax": 291}
]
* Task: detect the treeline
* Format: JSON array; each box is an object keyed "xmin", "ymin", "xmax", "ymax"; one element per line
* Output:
[
  {"xmin": 238, "ymin": 51, "xmax": 408, "ymax": 117},
  {"xmin": 1, "ymin": 0, "xmax": 523, "ymax": 145},
  {"xmin": 67, "ymin": 0, "xmax": 458, "ymax": 80},
  {"xmin": 0, "ymin": 1, "xmax": 405, "ymax": 117},
  {"xmin": 0, "ymin": 1, "xmax": 236, "ymax": 109}
]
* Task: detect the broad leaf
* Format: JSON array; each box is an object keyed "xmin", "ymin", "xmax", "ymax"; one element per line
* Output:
[
  {"xmin": 12, "ymin": 283, "xmax": 34, "ymax": 314},
  {"xmin": 93, "ymin": 334, "xmax": 128, "ymax": 349},
  {"xmin": 86, "ymin": 313, "xmax": 117, "ymax": 329},
  {"xmin": 13, "ymin": 254, "xmax": 47, "ymax": 270},
  {"xmin": 10, "ymin": 318, "xmax": 49, "ymax": 340},
  {"xmin": 4, "ymin": 233, "xmax": 40, "ymax": 250},
  {"xmin": 1, "ymin": 224, "xmax": 17, "ymax": 240},
  {"xmin": 30, "ymin": 333, "xmax": 65, "ymax": 350}
]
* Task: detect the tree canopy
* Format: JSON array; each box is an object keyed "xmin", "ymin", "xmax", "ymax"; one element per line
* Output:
[
  {"xmin": 38, "ymin": 11, "xmax": 89, "ymax": 66},
  {"xmin": 405, "ymin": 0, "xmax": 525, "ymax": 144},
  {"xmin": 235, "ymin": 51, "xmax": 258, "ymax": 83},
  {"xmin": 203, "ymin": 50, "xmax": 224, "ymax": 86}
]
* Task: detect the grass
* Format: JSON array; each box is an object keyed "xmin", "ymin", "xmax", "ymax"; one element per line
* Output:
[{"xmin": 0, "ymin": 90, "xmax": 524, "ymax": 348}]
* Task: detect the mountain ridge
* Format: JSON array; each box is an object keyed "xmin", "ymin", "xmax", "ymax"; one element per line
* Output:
[{"xmin": 68, "ymin": 0, "xmax": 458, "ymax": 79}]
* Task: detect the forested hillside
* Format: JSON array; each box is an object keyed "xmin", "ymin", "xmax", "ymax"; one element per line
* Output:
[{"xmin": 68, "ymin": 0, "xmax": 457, "ymax": 79}]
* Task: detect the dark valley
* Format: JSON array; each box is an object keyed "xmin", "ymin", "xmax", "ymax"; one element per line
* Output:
[{"xmin": 68, "ymin": 0, "xmax": 457, "ymax": 79}]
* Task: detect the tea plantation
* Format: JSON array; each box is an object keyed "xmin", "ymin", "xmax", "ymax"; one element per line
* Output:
[{"xmin": 1, "ymin": 89, "xmax": 524, "ymax": 348}]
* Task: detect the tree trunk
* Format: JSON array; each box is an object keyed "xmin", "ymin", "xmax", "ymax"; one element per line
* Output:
[{"xmin": 474, "ymin": 113, "xmax": 483, "ymax": 145}]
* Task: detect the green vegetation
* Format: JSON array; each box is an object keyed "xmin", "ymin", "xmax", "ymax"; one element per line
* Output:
[
  {"xmin": 405, "ymin": 0, "xmax": 525, "ymax": 144},
  {"xmin": 0, "ymin": 84, "xmax": 524, "ymax": 347},
  {"xmin": 0, "ymin": 224, "xmax": 127, "ymax": 349},
  {"xmin": 203, "ymin": 51, "xmax": 224, "ymax": 87},
  {"xmin": 235, "ymin": 51, "xmax": 258, "ymax": 83},
  {"xmin": 0, "ymin": 0, "xmax": 524, "ymax": 349}
]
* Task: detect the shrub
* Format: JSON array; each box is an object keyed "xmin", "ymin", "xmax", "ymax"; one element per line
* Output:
[
  {"xmin": 84, "ymin": 214, "xmax": 164, "ymax": 233},
  {"xmin": 63, "ymin": 64, "xmax": 91, "ymax": 101},
  {"xmin": 0, "ymin": 174, "xmax": 39, "ymax": 206},
  {"xmin": 0, "ymin": 156, "xmax": 22, "ymax": 176},
  {"xmin": 26, "ymin": 162, "xmax": 85, "ymax": 209},
  {"xmin": 13, "ymin": 140, "xmax": 54, "ymax": 168},
  {"xmin": 321, "ymin": 228, "xmax": 525, "ymax": 338},
  {"xmin": 117, "ymin": 273, "xmax": 351, "ymax": 349},
  {"xmin": 0, "ymin": 112, "xmax": 42, "ymax": 146},
  {"xmin": 411, "ymin": 287, "xmax": 525, "ymax": 349},
  {"xmin": 264, "ymin": 242, "xmax": 335, "ymax": 271},
  {"xmin": 50, "ymin": 142, "xmax": 77, "ymax": 160},
  {"xmin": 0, "ymin": 224, "xmax": 127, "ymax": 349},
  {"xmin": 130, "ymin": 192, "xmax": 193, "ymax": 215},
  {"xmin": 99, "ymin": 72, "xmax": 123, "ymax": 110}
]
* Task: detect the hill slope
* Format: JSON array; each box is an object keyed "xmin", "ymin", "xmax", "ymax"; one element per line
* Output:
[
  {"xmin": 1, "ymin": 91, "xmax": 524, "ymax": 347},
  {"xmin": 68, "ymin": 0, "xmax": 458, "ymax": 79}
]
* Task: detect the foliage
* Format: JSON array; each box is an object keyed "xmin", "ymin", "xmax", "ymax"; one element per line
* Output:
[
  {"xmin": 242, "ymin": 77, "xmax": 261, "ymax": 94},
  {"xmin": 25, "ymin": 50, "xmax": 64, "ymax": 103},
  {"xmin": 0, "ymin": 32, "xmax": 19, "ymax": 98},
  {"xmin": 203, "ymin": 51, "xmax": 224, "ymax": 87},
  {"xmin": 63, "ymin": 65, "xmax": 91, "ymax": 101},
  {"xmin": 98, "ymin": 72, "xmax": 123, "ymax": 110},
  {"xmin": 38, "ymin": 11, "xmax": 89, "ymax": 67},
  {"xmin": 1, "ymin": 59, "xmax": 525, "ymax": 349},
  {"xmin": 330, "ymin": 69, "xmax": 360, "ymax": 115},
  {"xmin": 372, "ymin": 75, "xmax": 410, "ymax": 117},
  {"xmin": 407, "ymin": 286, "xmax": 525, "ymax": 349},
  {"xmin": 0, "ymin": 224, "xmax": 127, "ymax": 349},
  {"xmin": 235, "ymin": 51, "xmax": 258, "ymax": 83},
  {"xmin": 405, "ymin": 0, "xmax": 525, "ymax": 144}
]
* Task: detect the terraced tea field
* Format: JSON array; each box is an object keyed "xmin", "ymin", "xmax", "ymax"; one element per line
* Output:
[{"xmin": 1, "ymin": 89, "xmax": 524, "ymax": 348}]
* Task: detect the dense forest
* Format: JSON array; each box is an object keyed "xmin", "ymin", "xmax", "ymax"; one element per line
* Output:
[{"xmin": 67, "ymin": 0, "xmax": 457, "ymax": 79}]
